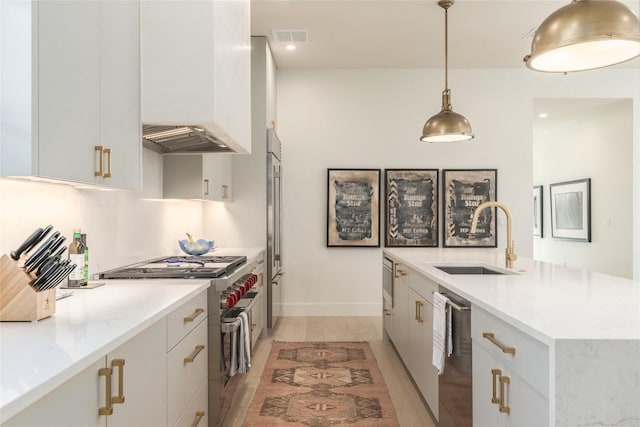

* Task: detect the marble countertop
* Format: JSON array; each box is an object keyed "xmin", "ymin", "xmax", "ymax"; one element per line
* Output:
[
  {"xmin": 383, "ymin": 248, "xmax": 640, "ymax": 344},
  {"xmin": 0, "ymin": 279, "xmax": 210, "ymax": 424}
]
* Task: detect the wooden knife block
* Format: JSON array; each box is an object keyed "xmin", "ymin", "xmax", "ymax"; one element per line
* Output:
[{"xmin": 0, "ymin": 254, "xmax": 56, "ymax": 321}]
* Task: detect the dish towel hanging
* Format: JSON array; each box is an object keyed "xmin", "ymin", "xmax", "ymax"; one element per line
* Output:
[
  {"xmin": 432, "ymin": 291, "xmax": 453, "ymax": 375},
  {"xmin": 237, "ymin": 311, "xmax": 252, "ymax": 374}
]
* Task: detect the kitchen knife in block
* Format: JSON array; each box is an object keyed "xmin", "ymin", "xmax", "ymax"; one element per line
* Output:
[{"xmin": 0, "ymin": 254, "xmax": 56, "ymax": 321}]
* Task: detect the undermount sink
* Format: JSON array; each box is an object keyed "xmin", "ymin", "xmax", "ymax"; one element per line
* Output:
[{"xmin": 434, "ymin": 265, "xmax": 508, "ymax": 275}]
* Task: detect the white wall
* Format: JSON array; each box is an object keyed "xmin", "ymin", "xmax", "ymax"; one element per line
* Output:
[
  {"xmin": 0, "ymin": 149, "xmax": 204, "ymax": 276},
  {"xmin": 276, "ymin": 68, "xmax": 640, "ymax": 316},
  {"xmin": 533, "ymin": 99, "xmax": 634, "ymax": 278}
]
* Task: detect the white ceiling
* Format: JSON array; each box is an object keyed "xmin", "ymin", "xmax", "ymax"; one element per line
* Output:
[{"xmin": 251, "ymin": 0, "xmax": 640, "ymax": 69}]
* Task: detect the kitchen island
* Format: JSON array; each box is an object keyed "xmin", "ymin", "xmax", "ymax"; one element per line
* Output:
[
  {"xmin": 0, "ymin": 279, "xmax": 210, "ymax": 425},
  {"xmin": 384, "ymin": 248, "xmax": 640, "ymax": 427}
]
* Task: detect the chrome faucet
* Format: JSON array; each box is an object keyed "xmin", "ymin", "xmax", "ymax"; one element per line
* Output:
[{"xmin": 470, "ymin": 201, "xmax": 517, "ymax": 269}]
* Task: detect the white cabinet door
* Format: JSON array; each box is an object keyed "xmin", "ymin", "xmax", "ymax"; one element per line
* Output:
[
  {"xmin": 472, "ymin": 340, "xmax": 548, "ymax": 427},
  {"xmin": 203, "ymin": 154, "xmax": 232, "ymax": 201},
  {"xmin": 37, "ymin": 0, "xmax": 100, "ymax": 184},
  {"xmin": 4, "ymin": 319, "xmax": 166, "ymax": 427},
  {"xmin": 250, "ymin": 288, "xmax": 264, "ymax": 348},
  {"xmin": 107, "ymin": 318, "xmax": 167, "ymax": 427},
  {"xmin": 391, "ymin": 263, "xmax": 409, "ymax": 360},
  {"xmin": 97, "ymin": 0, "xmax": 141, "ymax": 190},
  {"xmin": 407, "ymin": 288, "xmax": 439, "ymax": 420},
  {"xmin": 3, "ymin": 358, "xmax": 106, "ymax": 427}
]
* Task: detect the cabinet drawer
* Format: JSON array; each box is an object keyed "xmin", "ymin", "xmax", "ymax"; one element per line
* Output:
[
  {"xmin": 471, "ymin": 306, "xmax": 549, "ymax": 397},
  {"xmin": 168, "ymin": 290, "xmax": 208, "ymax": 351},
  {"xmin": 168, "ymin": 320, "xmax": 208, "ymax": 427},
  {"xmin": 173, "ymin": 378, "xmax": 208, "ymax": 427},
  {"xmin": 408, "ymin": 268, "xmax": 438, "ymax": 303}
]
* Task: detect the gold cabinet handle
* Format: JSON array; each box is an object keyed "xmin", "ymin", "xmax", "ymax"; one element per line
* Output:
[
  {"xmin": 103, "ymin": 148, "xmax": 112, "ymax": 178},
  {"xmin": 184, "ymin": 308, "xmax": 205, "ymax": 323},
  {"xmin": 191, "ymin": 411, "xmax": 205, "ymax": 427},
  {"xmin": 414, "ymin": 300, "xmax": 419, "ymax": 321},
  {"xmin": 482, "ymin": 332, "xmax": 516, "ymax": 355},
  {"xmin": 111, "ymin": 359, "xmax": 125, "ymax": 404},
  {"xmin": 499, "ymin": 375, "xmax": 511, "ymax": 414},
  {"xmin": 491, "ymin": 369, "xmax": 501, "ymax": 404},
  {"xmin": 417, "ymin": 301, "xmax": 425, "ymax": 323},
  {"xmin": 251, "ymin": 322, "xmax": 256, "ymax": 331},
  {"xmin": 98, "ymin": 367, "xmax": 113, "ymax": 415},
  {"xmin": 184, "ymin": 344, "xmax": 205, "ymax": 363},
  {"xmin": 204, "ymin": 179, "xmax": 210, "ymax": 196},
  {"xmin": 94, "ymin": 146, "xmax": 104, "ymax": 177},
  {"xmin": 383, "ymin": 309, "xmax": 392, "ymax": 316},
  {"xmin": 222, "ymin": 184, "xmax": 229, "ymax": 199},
  {"xmin": 394, "ymin": 268, "xmax": 407, "ymax": 278},
  {"xmin": 258, "ymin": 259, "xmax": 265, "ymax": 264}
]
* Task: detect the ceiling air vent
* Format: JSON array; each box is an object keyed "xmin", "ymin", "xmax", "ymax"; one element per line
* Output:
[{"xmin": 272, "ymin": 29, "xmax": 309, "ymax": 44}]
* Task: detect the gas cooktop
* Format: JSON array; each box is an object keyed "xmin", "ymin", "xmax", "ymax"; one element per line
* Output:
[{"xmin": 99, "ymin": 255, "xmax": 247, "ymax": 279}]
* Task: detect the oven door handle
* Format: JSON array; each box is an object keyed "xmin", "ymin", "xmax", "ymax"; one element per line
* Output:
[{"xmin": 221, "ymin": 319, "xmax": 241, "ymax": 333}]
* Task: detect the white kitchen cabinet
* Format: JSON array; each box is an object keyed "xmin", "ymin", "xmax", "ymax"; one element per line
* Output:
[
  {"xmin": 390, "ymin": 262, "xmax": 410, "ymax": 359},
  {"xmin": 471, "ymin": 306, "xmax": 549, "ymax": 427},
  {"xmin": 4, "ymin": 319, "xmax": 166, "ymax": 427},
  {"xmin": 406, "ymin": 271, "xmax": 439, "ymax": 420},
  {"xmin": 250, "ymin": 287, "xmax": 265, "ymax": 349},
  {"xmin": 163, "ymin": 154, "xmax": 232, "ymax": 202},
  {"xmin": 0, "ymin": 0, "xmax": 141, "ymax": 190},
  {"xmin": 141, "ymin": 0, "xmax": 251, "ymax": 154}
]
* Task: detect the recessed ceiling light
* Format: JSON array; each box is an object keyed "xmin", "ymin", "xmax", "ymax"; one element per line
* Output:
[
  {"xmin": 538, "ymin": 113, "xmax": 548, "ymax": 118},
  {"xmin": 285, "ymin": 44, "xmax": 296, "ymax": 51}
]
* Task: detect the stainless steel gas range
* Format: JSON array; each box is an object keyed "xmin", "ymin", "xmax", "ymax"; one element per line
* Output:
[{"xmin": 100, "ymin": 252, "xmax": 265, "ymax": 427}]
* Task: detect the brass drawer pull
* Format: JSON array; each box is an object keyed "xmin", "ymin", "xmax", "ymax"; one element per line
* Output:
[
  {"xmin": 491, "ymin": 369, "xmax": 501, "ymax": 404},
  {"xmin": 103, "ymin": 148, "xmax": 112, "ymax": 178},
  {"xmin": 482, "ymin": 332, "xmax": 516, "ymax": 355},
  {"xmin": 191, "ymin": 411, "xmax": 205, "ymax": 427},
  {"xmin": 394, "ymin": 268, "xmax": 407, "ymax": 278},
  {"xmin": 222, "ymin": 184, "xmax": 229, "ymax": 199},
  {"xmin": 184, "ymin": 308, "xmax": 205, "ymax": 323},
  {"xmin": 204, "ymin": 179, "xmax": 210, "ymax": 196},
  {"xmin": 111, "ymin": 359, "xmax": 125, "ymax": 404},
  {"xmin": 499, "ymin": 375, "xmax": 511, "ymax": 414},
  {"xmin": 416, "ymin": 301, "xmax": 424, "ymax": 323},
  {"xmin": 184, "ymin": 344, "xmax": 205, "ymax": 363},
  {"xmin": 94, "ymin": 146, "xmax": 104, "ymax": 177},
  {"xmin": 383, "ymin": 309, "xmax": 392, "ymax": 316},
  {"xmin": 98, "ymin": 367, "xmax": 113, "ymax": 416}
]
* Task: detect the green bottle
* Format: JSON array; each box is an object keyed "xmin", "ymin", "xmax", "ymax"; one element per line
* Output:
[
  {"xmin": 81, "ymin": 233, "xmax": 89, "ymax": 286},
  {"xmin": 67, "ymin": 229, "xmax": 84, "ymax": 287}
]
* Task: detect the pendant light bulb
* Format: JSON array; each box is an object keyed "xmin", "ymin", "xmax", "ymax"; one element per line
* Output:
[
  {"xmin": 420, "ymin": 0, "xmax": 474, "ymax": 143},
  {"xmin": 524, "ymin": 0, "xmax": 640, "ymax": 72}
]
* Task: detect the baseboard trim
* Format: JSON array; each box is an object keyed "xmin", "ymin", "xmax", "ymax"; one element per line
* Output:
[{"xmin": 280, "ymin": 303, "xmax": 381, "ymax": 316}]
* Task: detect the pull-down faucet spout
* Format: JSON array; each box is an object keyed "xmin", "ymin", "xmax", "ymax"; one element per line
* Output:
[{"xmin": 470, "ymin": 201, "xmax": 517, "ymax": 269}]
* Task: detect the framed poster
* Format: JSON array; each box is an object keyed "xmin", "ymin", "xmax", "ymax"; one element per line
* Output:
[
  {"xmin": 550, "ymin": 178, "xmax": 591, "ymax": 241},
  {"xmin": 442, "ymin": 169, "xmax": 497, "ymax": 247},
  {"xmin": 384, "ymin": 169, "xmax": 438, "ymax": 247},
  {"xmin": 533, "ymin": 185, "xmax": 543, "ymax": 238},
  {"xmin": 327, "ymin": 169, "xmax": 381, "ymax": 247}
]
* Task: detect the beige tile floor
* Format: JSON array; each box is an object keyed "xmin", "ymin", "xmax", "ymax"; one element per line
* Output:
[{"xmin": 222, "ymin": 316, "xmax": 436, "ymax": 427}]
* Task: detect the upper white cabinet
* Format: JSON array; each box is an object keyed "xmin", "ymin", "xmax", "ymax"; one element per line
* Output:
[
  {"xmin": 0, "ymin": 1, "xmax": 142, "ymax": 190},
  {"xmin": 141, "ymin": 0, "xmax": 251, "ymax": 154},
  {"xmin": 163, "ymin": 155, "xmax": 232, "ymax": 202}
]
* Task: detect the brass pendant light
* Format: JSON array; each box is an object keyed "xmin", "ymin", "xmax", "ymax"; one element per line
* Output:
[
  {"xmin": 420, "ymin": 0, "xmax": 474, "ymax": 143},
  {"xmin": 524, "ymin": 0, "xmax": 640, "ymax": 72}
]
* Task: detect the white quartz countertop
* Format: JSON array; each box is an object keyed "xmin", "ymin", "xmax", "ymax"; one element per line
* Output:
[
  {"xmin": 384, "ymin": 248, "xmax": 640, "ymax": 344},
  {"xmin": 0, "ymin": 279, "xmax": 210, "ymax": 424}
]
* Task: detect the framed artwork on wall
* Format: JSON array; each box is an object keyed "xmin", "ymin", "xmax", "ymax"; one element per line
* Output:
[
  {"xmin": 384, "ymin": 169, "xmax": 438, "ymax": 247},
  {"xmin": 327, "ymin": 169, "xmax": 381, "ymax": 247},
  {"xmin": 442, "ymin": 169, "xmax": 497, "ymax": 247},
  {"xmin": 550, "ymin": 178, "xmax": 591, "ymax": 242},
  {"xmin": 533, "ymin": 185, "xmax": 543, "ymax": 238}
]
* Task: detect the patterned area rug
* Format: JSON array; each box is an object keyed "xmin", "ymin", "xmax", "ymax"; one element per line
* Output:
[{"xmin": 243, "ymin": 342, "xmax": 399, "ymax": 427}]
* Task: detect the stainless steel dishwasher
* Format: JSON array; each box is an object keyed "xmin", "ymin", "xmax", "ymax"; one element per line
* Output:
[{"xmin": 438, "ymin": 286, "xmax": 472, "ymax": 427}]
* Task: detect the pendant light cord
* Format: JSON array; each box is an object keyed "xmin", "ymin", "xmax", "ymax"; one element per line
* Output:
[{"xmin": 444, "ymin": 7, "xmax": 449, "ymax": 91}]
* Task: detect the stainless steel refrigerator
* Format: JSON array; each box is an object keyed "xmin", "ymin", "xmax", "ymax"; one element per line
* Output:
[{"xmin": 266, "ymin": 128, "xmax": 283, "ymax": 328}]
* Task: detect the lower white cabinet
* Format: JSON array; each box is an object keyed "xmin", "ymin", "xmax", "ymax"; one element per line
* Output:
[
  {"xmin": 390, "ymin": 262, "xmax": 409, "ymax": 359},
  {"xmin": 4, "ymin": 318, "xmax": 167, "ymax": 427},
  {"xmin": 4, "ymin": 290, "xmax": 208, "ymax": 427},
  {"xmin": 471, "ymin": 306, "xmax": 549, "ymax": 427}
]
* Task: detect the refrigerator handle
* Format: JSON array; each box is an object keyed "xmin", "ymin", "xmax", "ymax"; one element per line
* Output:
[{"xmin": 275, "ymin": 170, "xmax": 282, "ymax": 263}]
